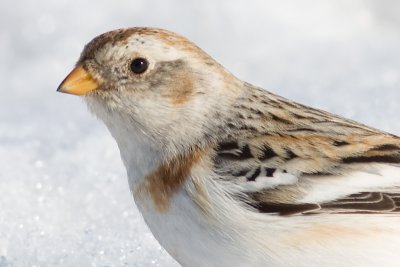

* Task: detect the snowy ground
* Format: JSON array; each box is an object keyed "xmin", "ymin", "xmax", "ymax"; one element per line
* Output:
[{"xmin": 1, "ymin": 1, "xmax": 399, "ymax": 266}]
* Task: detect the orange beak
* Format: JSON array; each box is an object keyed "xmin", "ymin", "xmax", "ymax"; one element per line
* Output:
[{"xmin": 57, "ymin": 66, "xmax": 99, "ymax": 96}]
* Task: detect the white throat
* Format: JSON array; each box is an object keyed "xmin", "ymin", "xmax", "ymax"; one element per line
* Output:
[{"xmin": 86, "ymin": 98, "xmax": 162, "ymax": 189}]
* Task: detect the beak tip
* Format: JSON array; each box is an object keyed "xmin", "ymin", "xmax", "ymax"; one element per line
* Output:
[
  {"xmin": 56, "ymin": 66, "xmax": 99, "ymax": 96},
  {"xmin": 56, "ymin": 83, "xmax": 68, "ymax": 93}
]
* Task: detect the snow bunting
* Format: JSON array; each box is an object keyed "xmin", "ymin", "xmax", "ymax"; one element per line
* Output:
[{"xmin": 58, "ymin": 28, "xmax": 400, "ymax": 267}]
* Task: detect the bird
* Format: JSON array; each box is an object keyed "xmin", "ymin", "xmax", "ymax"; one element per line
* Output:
[{"xmin": 57, "ymin": 27, "xmax": 400, "ymax": 267}]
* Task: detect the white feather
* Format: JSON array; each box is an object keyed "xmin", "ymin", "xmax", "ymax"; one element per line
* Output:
[{"xmin": 300, "ymin": 164, "xmax": 400, "ymax": 203}]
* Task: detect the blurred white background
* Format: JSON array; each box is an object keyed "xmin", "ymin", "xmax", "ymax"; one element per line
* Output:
[{"xmin": 0, "ymin": 1, "xmax": 399, "ymax": 266}]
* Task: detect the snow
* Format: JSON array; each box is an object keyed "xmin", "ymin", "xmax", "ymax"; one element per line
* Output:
[{"xmin": 0, "ymin": 1, "xmax": 399, "ymax": 266}]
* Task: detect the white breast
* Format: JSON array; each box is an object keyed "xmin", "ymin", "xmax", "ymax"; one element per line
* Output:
[{"xmin": 85, "ymin": 98, "xmax": 400, "ymax": 267}]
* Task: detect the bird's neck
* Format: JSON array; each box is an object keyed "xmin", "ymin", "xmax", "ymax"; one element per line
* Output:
[{"xmin": 103, "ymin": 113, "xmax": 163, "ymax": 188}]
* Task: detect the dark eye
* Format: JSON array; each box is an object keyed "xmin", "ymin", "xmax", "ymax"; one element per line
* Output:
[{"xmin": 130, "ymin": 58, "xmax": 149, "ymax": 74}]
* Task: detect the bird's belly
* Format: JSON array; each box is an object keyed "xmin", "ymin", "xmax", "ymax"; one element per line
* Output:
[
  {"xmin": 276, "ymin": 216, "xmax": 400, "ymax": 267},
  {"xmin": 133, "ymin": 189, "xmax": 262, "ymax": 267},
  {"xmin": 133, "ymin": 189, "xmax": 400, "ymax": 267}
]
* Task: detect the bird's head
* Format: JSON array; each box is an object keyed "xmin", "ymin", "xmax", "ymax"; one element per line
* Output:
[{"xmin": 58, "ymin": 28, "xmax": 242, "ymax": 149}]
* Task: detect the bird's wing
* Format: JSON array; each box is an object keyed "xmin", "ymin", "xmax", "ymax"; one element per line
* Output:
[
  {"xmin": 210, "ymin": 84, "xmax": 400, "ymax": 215},
  {"xmin": 213, "ymin": 134, "xmax": 400, "ymax": 215}
]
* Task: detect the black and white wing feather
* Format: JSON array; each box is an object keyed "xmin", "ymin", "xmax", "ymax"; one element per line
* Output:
[{"xmin": 212, "ymin": 84, "xmax": 400, "ymax": 216}]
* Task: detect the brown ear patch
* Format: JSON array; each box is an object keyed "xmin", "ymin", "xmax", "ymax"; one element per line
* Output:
[
  {"xmin": 143, "ymin": 148, "xmax": 205, "ymax": 212},
  {"xmin": 152, "ymin": 60, "xmax": 195, "ymax": 106},
  {"xmin": 168, "ymin": 72, "xmax": 194, "ymax": 106}
]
